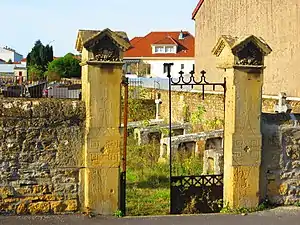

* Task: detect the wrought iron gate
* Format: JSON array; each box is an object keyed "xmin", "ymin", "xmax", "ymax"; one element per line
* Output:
[
  {"xmin": 164, "ymin": 63, "xmax": 226, "ymax": 214},
  {"xmin": 120, "ymin": 76, "xmax": 129, "ymax": 216}
]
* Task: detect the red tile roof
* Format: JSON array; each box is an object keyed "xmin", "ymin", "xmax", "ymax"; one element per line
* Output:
[
  {"xmin": 153, "ymin": 36, "xmax": 178, "ymax": 45},
  {"xmin": 124, "ymin": 31, "xmax": 194, "ymax": 58},
  {"xmin": 192, "ymin": 0, "xmax": 204, "ymax": 20},
  {"xmin": 130, "ymin": 37, "xmax": 143, "ymax": 45}
]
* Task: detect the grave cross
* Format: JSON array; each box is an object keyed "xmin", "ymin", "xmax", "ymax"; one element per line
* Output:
[
  {"xmin": 274, "ymin": 92, "xmax": 292, "ymax": 113},
  {"xmin": 155, "ymin": 92, "xmax": 162, "ymax": 120}
]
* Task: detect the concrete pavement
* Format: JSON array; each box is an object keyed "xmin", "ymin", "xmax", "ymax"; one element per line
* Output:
[{"xmin": 0, "ymin": 207, "xmax": 300, "ymax": 225}]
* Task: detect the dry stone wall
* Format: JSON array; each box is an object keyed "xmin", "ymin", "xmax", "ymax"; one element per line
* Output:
[
  {"xmin": 261, "ymin": 113, "xmax": 300, "ymax": 205},
  {"xmin": 0, "ymin": 98, "xmax": 85, "ymax": 215},
  {"xmin": 143, "ymin": 89, "xmax": 300, "ymax": 123}
]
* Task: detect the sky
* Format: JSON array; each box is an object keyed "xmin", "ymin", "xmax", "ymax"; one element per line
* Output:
[{"xmin": 1, "ymin": 0, "xmax": 198, "ymax": 57}]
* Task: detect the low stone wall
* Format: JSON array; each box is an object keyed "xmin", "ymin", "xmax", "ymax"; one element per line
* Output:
[
  {"xmin": 261, "ymin": 113, "xmax": 300, "ymax": 205},
  {"xmin": 143, "ymin": 88, "xmax": 300, "ymax": 123},
  {"xmin": 0, "ymin": 98, "xmax": 85, "ymax": 214},
  {"xmin": 122, "ymin": 99, "xmax": 156, "ymax": 122}
]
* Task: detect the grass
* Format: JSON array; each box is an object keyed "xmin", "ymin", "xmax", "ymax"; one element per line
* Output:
[
  {"xmin": 126, "ymin": 137, "xmax": 170, "ymax": 216},
  {"xmin": 125, "ymin": 137, "xmax": 203, "ymax": 216},
  {"xmin": 126, "ymin": 174, "xmax": 170, "ymax": 216}
]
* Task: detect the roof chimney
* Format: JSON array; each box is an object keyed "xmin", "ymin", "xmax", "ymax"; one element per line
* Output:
[{"xmin": 178, "ymin": 31, "xmax": 184, "ymax": 40}]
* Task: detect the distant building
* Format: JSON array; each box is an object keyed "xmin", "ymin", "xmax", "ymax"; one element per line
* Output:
[
  {"xmin": 0, "ymin": 46, "xmax": 23, "ymax": 62},
  {"xmin": 0, "ymin": 62, "xmax": 27, "ymax": 83},
  {"xmin": 124, "ymin": 31, "xmax": 195, "ymax": 78}
]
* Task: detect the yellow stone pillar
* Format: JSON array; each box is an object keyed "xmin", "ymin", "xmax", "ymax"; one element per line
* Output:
[
  {"xmin": 212, "ymin": 35, "xmax": 272, "ymax": 209},
  {"xmin": 75, "ymin": 29, "xmax": 130, "ymax": 215}
]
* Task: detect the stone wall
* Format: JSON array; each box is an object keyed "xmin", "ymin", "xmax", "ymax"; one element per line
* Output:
[
  {"xmin": 0, "ymin": 98, "xmax": 85, "ymax": 215},
  {"xmin": 126, "ymin": 99, "xmax": 155, "ymax": 122},
  {"xmin": 194, "ymin": 0, "xmax": 300, "ymax": 97},
  {"xmin": 261, "ymin": 113, "xmax": 300, "ymax": 205},
  {"xmin": 143, "ymin": 88, "xmax": 300, "ymax": 124}
]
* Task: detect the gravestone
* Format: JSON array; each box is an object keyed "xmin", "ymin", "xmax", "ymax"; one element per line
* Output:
[
  {"xmin": 274, "ymin": 92, "xmax": 292, "ymax": 113},
  {"xmin": 155, "ymin": 92, "xmax": 162, "ymax": 120}
]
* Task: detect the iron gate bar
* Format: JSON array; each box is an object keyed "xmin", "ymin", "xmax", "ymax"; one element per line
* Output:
[
  {"xmin": 165, "ymin": 63, "xmax": 226, "ymax": 214},
  {"xmin": 120, "ymin": 76, "xmax": 129, "ymax": 216},
  {"xmin": 170, "ymin": 175, "xmax": 224, "ymax": 214},
  {"xmin": 170, "ymin": 70, "xmax": 226, "ymax": 100},
  {"xmin": 164, "ymin": 62, "xmax": 174, "ymax": 215}
]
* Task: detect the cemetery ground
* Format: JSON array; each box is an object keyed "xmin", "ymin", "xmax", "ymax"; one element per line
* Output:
[{"xmin": 126, "ymin": 136, "xmax": 203, "ymax": 216}]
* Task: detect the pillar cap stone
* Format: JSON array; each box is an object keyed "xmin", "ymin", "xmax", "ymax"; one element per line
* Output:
[
  {"xmin": 212, "ymin": 35, "xmax": 272, "ymax": 69},
  {"xmin": 75, "ymin": 28, "xmax": 131, "ymax": 64},
  {"xmin": 75, "ymin": 28, "xmax": 130, "ymax": 53}
]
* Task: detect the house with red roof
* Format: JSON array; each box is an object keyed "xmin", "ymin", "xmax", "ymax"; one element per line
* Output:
[{"xmin": 124, "ymin": 31, "xmax": 195, "ymax": 78}]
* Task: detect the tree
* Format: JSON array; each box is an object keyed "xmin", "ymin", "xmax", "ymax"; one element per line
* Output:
[
  {"xmin": 27, "ymin": 40, "xmax": 53, "ymax": 72},
  {"xmin": 28, "ymin": 65, "xmax": 44, "ymax": 81},
  {"xmin": 7, "ymin": 59, "xmax": 12, "ymax": 64},
  {"xmin": 44, "ymin": 71, "xmax": 61, "ymax": 82},
  {"xmin": 46, "ymin": 53, "xmax": 81, "ymax": 78}
]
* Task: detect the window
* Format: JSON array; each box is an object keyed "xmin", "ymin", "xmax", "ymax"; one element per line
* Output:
[
  {"xmin": 19, "ymin": 71, "xmax": 22, "ymax": 76},
  {"xmin": 165, "ymin": 46, "xmax": 174, "ymax": 53},
  {"xmin": 155, "ymin": 46, "xmax": 164, "ymax": 53},
  {"xmin": 181, "ymin": 64, "xmax": 184, "ymax": 70},
  {"xmin": 153, "ymin": 45, "xmax": 176, "ymax": 54}
]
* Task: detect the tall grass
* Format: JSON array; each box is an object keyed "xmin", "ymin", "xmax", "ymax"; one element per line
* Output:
[{"xmin": 126, "ymin": 136, "xmax": 203, "ymax": 216}]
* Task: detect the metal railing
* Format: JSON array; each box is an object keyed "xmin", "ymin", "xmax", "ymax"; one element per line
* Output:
[{"xmin": 128, "ymin": 78, "xmax": 144, "ymax": 99}]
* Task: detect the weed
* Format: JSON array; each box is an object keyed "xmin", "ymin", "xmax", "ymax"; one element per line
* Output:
[
  {"xmin": 190, "ymin": 105, "xmax": 206, "ymax": 132},
  {"xmin": 205, "ymin": 117, "xmax": 224, "ymax": 130},
  {"xmin": 221, "ymin": 199, "xmax": 273, "ymax": 214},
  {"xmin": 183, "ymin": 196, "xmax": 198, "ymax": 214},
  {"xmin": 113, "ymin": 209, "xmax": 124, "ymax": 218},
  {"xmin": 160, "ymin": 127, "xmax": 174, "ymax": 137},
  {"xmin": 294, "ymin": 201, "xmax": 300, "ymax": 207}
]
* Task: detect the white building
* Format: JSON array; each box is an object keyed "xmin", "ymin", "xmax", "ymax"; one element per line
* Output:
[
  {"xmin": 124, "ymin": 31, "xmax": 195, "ymax": 78},
  {"xmin": 0, "ymin": 46, "xmax": 23, "ymax": 62},
  {"xmin": 0, "ymin": 62, "xmax": 27, "ymax": 83}
]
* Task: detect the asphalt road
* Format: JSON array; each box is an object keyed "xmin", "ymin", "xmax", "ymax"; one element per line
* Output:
[{"xmin": 1, "ymin": 207, "xmax": 300, "ymax": 225}]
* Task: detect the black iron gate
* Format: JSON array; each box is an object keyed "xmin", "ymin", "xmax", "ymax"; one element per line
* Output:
[{"xmin": 164, "ymin": 63, "xmax": 226, "ymax": 214}]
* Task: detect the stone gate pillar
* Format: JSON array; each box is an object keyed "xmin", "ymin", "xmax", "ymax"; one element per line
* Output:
[
  {"xmin": 76, "ymin": 29, "xmax": 130, "ymax": 215},
  {"xmin": 212, "ymin": 35, "xmax": 272, "ymax": 209}
]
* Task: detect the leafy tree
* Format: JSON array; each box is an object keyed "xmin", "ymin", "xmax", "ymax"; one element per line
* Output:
[
  {"xmin": 28, "ymin": 65, "xmax": 44, "ymax": 81},
  {"xmin": 7, "ymin": 59, "xmax": 12, "ymax": 64},
  {"xmin": 46, "ymin": 53, "xmax": 81, "ymax": 78},
  {"xmin": 45, "ymin": 71, "xmax": 61, "ymax": 82}
]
